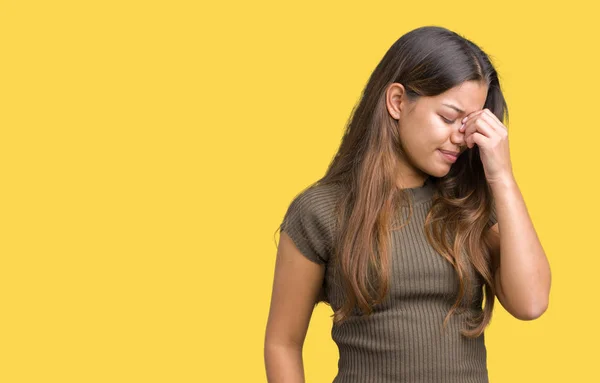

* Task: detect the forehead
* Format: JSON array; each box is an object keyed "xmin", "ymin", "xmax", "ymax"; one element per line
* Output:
[{"xmin": 434, "ymin": 81, "xmax": 488, "ymax": 115}]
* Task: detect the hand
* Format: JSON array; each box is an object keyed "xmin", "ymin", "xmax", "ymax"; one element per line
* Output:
[{"xmin": 459, "ymin": 108, "xmax": 514, "ymax": 185}]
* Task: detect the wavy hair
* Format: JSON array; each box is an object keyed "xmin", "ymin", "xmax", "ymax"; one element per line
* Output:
[{"xmin": 278, "ymin": 26, "xmax": 509, "ymax": 338}]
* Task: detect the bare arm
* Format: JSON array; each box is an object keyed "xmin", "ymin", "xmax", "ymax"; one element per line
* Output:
[
  {"xmin": 486, "ymin": 176, "xmax": 551, "ymax": 320},
  {"xmin": 264, "ymin": 231, "xmax": 326, "ymax": 382}
]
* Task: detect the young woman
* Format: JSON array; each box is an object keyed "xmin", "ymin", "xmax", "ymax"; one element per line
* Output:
[{"xmin": 264, "ymin": 26, "xmax": 551, "ymax": 383}]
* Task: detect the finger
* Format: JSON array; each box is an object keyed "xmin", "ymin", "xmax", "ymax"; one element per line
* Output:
[
  {"xmin": 460, "ymin": 110, "xmax": 486, "ymax": 132},
  {"xmin": 461, "ymin": 109, "xmax": 486, "ymax": 125},
  {"xmin": 482, "ymin": 109, "xmax": 507, "ymax": 128},
  {"xmin": 465, "ymin": 132, "xmax": 481, "ymax": 149},
  {"xmin": 463, "ymin": 116, "xmax": 496, "ymax": 140},
  {"xmin": 480, "ymin": 109, "xmax": 507, "ymax": 133},
  {"xmin": 471, "ymin": 132, "xmax": 488, "ymax": 148},
  {"xmin": 462, "ymin": 108, "xmax": 505, "ymax": 131},
  {"xmin": 466, "ymin": 131, "xmax": 488, "ymax": 149}
]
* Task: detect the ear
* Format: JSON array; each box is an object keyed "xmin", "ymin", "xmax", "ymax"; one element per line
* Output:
[{"xmin": 386, "ymin": 82, "xmax": 406, "ymax": 120}]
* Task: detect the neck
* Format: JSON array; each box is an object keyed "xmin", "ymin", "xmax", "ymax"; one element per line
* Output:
[{"xmin": 396, "ymin": 175, "xmax": 430, "ymax": 189}]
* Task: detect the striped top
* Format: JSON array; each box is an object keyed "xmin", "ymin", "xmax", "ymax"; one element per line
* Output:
[{"xmin": 279, "ymin": 177, "xmax": 498, "ymax": 383}]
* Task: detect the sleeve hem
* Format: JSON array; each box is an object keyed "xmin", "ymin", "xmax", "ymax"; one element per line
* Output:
[{"xmin": 281, "ymin": 229, "xmax": 327, "ymax": 265}]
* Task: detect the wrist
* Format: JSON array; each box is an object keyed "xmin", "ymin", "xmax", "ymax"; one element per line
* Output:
[{"xmin": 488, "ymin": 173, "xmax": 517, "ymax": 192}]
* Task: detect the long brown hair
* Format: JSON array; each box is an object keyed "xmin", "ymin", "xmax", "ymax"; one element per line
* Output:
[{"xmin": 277, "ymin": 26, "xmax": 509, "ymax": 338}]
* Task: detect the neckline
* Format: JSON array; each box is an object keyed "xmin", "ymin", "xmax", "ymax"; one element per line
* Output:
[{"xmin": 400, "ymin": 177, "xmax": 435, "ymax": 204}]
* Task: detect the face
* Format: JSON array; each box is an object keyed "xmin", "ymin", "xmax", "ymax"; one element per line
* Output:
[{"xmin": 386, "ymin": 80, "xmax": 489, "ymax": 188}]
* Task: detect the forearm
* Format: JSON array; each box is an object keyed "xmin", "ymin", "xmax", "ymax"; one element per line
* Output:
[
  {"xmin": 491, "ymin": 176, "xmax": 551, "ymax": 318},
  {"xmin": 264, "ymin": 343, "xmax": 305, "ymax": 383}
]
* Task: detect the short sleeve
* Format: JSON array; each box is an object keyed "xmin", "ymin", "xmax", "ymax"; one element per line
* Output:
[{"xmin": 279, "ymin": 186, "xmax": 338, "ymax": 265}]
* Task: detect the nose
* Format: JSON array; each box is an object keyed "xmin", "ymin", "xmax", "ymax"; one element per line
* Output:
[{"xmin": 450, "ymin": 124, "xmax": 467, "ymax": 151}]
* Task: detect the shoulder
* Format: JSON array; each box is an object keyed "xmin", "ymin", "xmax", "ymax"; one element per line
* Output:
[
  {"xmin": 279, "ymin": 182, "xmax": 342, "ymax": 264},
  {"xmin": 282, "ymin": 182, "xmax": 342, "ymax": 236},
  {"xmin": 289, "ymin": 182, "xmax": 342, "ymax": 212}
]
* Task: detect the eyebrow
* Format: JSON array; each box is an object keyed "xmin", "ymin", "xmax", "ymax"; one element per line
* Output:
[{"xmin": 442, "ymin": 103, "xmax": 465, "ymax": 114}]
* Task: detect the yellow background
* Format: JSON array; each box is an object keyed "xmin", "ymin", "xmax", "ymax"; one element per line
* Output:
[{"xmin": 1, "ymin": 0, "xmax": 598, "ymax": 382}]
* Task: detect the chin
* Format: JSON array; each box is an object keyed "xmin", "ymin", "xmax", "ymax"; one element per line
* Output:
[
  {"xmin": 425, "ymin": 164, "xmax": 452, "ymax": 178},
  {"xmin": 433, "ymin": 170, "xmax": 451, "ymax": 178}
]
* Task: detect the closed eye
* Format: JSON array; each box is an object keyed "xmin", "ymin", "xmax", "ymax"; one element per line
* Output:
[{"xmin": 440, "ymin": 115, "xmax": 457, "ymax": 124}]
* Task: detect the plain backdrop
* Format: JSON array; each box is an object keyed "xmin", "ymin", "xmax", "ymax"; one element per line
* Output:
[{"xmin": 1, "ymin": 1, "xmax": 598, "ymax": 382}]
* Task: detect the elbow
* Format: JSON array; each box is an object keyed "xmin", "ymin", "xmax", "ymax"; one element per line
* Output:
[
  {"xmin": 515, "ymin": 298, "xmax": 549, "ymax": 321},
  {"xmin": 264, "ymin": 331, "xmax": 305, "ymax": 351}
]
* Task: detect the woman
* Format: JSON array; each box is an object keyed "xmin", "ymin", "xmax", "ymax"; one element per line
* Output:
[{"xmin": 264, "ymin": 26, "xmax": 551, "ymax": 383}]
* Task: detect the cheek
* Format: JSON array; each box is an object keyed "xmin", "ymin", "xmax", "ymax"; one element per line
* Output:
[
  {"xmin": 400, "ymin": 116, "xmax": 445, "ymax": 154},
  {"xmin": 417, "ymin": 120, "xmax": 446, "ymax": 150},
  {"xmin": 427, "ymin": 119, "xmax": 451, "ymax": 146}
]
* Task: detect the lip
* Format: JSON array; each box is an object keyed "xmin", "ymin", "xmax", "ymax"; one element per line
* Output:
[{"xmin": 438, "ymin": 149, "xmax": 458, "ymax": 163}]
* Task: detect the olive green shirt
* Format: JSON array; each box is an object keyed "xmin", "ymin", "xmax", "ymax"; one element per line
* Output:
[{"xmin": 279, "ymin": 177, "xmax": 497, "ymax": 383}]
